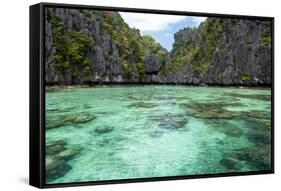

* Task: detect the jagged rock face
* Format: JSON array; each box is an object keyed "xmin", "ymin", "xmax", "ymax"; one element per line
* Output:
[
  {"xmin": 45, "ymin": 8, "xmax": 124, "ymax": 84},
  {"xmin": 207, "ymin": 19, "xmax": 272, "ymax": 86},
  {"xmin": 162, "ymin": 18, "xmax": 272, "ymax": 86},
  {"xmin": 144, "ymin": 55, "xmax": 162, "ymax": 75},
  {"xmin": 45, "ymin": 8, "xmax": 272, "ymax": 86},
  {"xmin": 170, "ymin": 27, "xmax": 196, "ymax": 57},
  {"xmin": 45, "ymin": 8, "xmax": 166, "ymax": 85},
  {"xmin": 45, "ymin": 20, "xmax": 57, "ymax": 83}
]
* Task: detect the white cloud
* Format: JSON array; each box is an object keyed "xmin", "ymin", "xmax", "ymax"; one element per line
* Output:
[
  {"xmin": 191, "ymin": 16, "xmax": 207, "ymax": 26},
  {"xmin": 120, "ymin": 12, "xmax": 186, "ymax": 32}
]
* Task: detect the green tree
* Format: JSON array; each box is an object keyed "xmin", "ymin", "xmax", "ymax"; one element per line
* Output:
[
  {"xmin": 136, "ymin": 63, "xmax": 145, "ymax": 80},
  {"xmin": 48, "ymin": 10, "xmax": 93, "ymax": 83}
]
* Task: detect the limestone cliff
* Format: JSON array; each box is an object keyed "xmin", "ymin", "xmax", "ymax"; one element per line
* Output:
[
  {"xmin": 45, "ymin": 8, "xmax": 272, "ymax": 86},
  {"xmin": 160, "ymin": 18, "xmax": 272, "ymax": 85},
  {"xmin": 45, "ymin": 8, "xmax": 167, "ymax": 85}
]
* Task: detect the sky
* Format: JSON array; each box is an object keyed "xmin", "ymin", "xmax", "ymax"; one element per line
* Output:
[{"xmin": 119, "ymin": 12, "xmax": 206, "ymax": 51}]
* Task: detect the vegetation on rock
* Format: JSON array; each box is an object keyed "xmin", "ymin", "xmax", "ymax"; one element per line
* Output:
[
  {"xmin": 261, "ymin": 33, "xmax": 271, "ymax": 46},
  {"xmin": 46, "ymin": 8, "xmax": 272, "ymax": 86},
  {"xmin": 48, "ymin": 9, "xmax": 94, "ymax": 83}
]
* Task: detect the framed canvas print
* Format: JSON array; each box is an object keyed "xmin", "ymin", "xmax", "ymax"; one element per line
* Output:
[{"xmin": 29, "ymin": 2, "xmax": 274, "ymax": 188}]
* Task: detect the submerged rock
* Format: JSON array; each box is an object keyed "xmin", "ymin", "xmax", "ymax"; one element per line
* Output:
[
  {"xmin": 46, "ymin": 140, "xmax": 67, "ymax": 155},
  {"xmin": 82, "ymin": 104, "xmax": 92, "ymax": 109},
  {"xmin": 244, "ymin": 120, "xmax": 271, "ymax": 144},
  {"xmin": 152, "ymin": 95, "xmax": 175, "ymax": 100},
  {"xmin": 72, "ymin": 115, "xmax": 95, "ymax": 123},
  {"xmin": 247, "ymin": 134, "xmax": 271, "ymax": 144},
  {"xmin": 95, "ymin": 126, "xmax": 114, "ymax": 134},
  {"xmin": 180, "ymin": 101, "xmax": 243, "ymax": 119},
  {"xmin": 126, "ymin": 95, "xmax": 141, "ymax": 100},
  {"xmin": 216, "ymin": 139, "xmax": 225, "ymax": 145},
  {"xmin": 97, "ymin": 139, "xmax": 111, "ymax": 146},
  {"xmin": 149, "ymin": 130, "xmax": 165, "ymax": 138},
  {"xmin": 224, "ymin": 127, "xmax": 243, "ymax": 137},
  {"xmin": 127, "ymin": 102, "xmax": 157, "ymax": 108},
  {"xmin": 219, "ymin": 157, "xmax": 242, "ymax": 170},
  {"xmin": 46, "ymin": 119, "xmax": 67, "ymax": 129},
  {"xmin": 240, "ymin": 110, "xmax": 271, "ymax": 128},
  {"xmin": 55, "ymin": 148, "xmax": 82, "ymax": 161},
  {"xmin": 235, "ymin": 145, "xmax": 271, "ymax": 170},
  {"xmin": 210, "ymin": 120, "xmax": 244, "ymax": 138},
  {"xmin": 46, "ymin": 158, "xmax": 71, "ymax": 182},
  {"xmin": 223, "ymin": 93, "xmax": 271, "ymax": 102},
  {"xmin": 246, "ymin": 126, "xmax": 271, "ymax": 144},
  {"xmin": 152, "ymin": 113, "xmax": 188, "ymax": 129},
  {"xmin": 46, "ymin": 106, "xmax": 76, "ymax": 113},
  {"xmin": 46, "ymin": 113, "xmax": 96, "ymax": 129}
]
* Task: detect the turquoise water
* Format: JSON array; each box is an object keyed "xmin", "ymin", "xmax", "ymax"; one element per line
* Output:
[{"xmin": 45, "ymin": 86, "xmax": 272, "ymax": 184}]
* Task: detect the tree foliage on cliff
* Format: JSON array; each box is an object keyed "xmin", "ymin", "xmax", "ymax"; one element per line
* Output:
[
  {"xmin": 101, "ymin": 12, "xmax": 168, "ymax": 78},
  {"xmin": 169, "ymin": 18, "xmax": 225, "ymax": 74},
  {"xmin": 46, "ymin": 8, "xmax": 272, "ymax": 85},
  {"xmin": 48, "ymin": 9, "xmax": 94, "ymax": 83},
  {"xmin": 101, "ymin": 11, "xmax": 145, "ymax": 77},
  {"xmin": 142, "ymin": 35, "xmax": 168, "ymax": 63}
]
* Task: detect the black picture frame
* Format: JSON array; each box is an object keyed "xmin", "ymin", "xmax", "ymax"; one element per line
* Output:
[{"xmin": 30, "ymin": 2, "xmax": 275, "ymax": 189}]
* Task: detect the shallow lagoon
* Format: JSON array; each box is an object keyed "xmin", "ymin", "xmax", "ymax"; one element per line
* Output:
[{"xmin": 45, "ymin": 86, "xmax": 272, "ymax": 184}]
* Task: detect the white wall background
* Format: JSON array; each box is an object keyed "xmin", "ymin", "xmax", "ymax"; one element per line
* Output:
[{"xmin": 0, "ymin": 0, "xmax": 279, "ymax": 190}]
